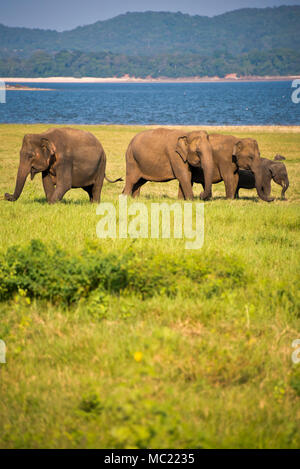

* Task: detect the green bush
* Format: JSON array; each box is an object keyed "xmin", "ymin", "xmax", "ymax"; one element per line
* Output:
[
  {"xmin": 0, "ymin": 240, "xmax": 248, "ymax": 306},
  {"xmin": 0, "ymin": 240, "xmax": 128, "ymax": 304}
]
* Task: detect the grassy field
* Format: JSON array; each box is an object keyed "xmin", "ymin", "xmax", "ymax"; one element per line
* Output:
[{"xmin": 0, "ymin": 124, "xmax": 299, "ymax": 449}]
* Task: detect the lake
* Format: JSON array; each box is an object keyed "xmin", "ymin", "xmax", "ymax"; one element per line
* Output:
[{"xmin": 0, "ymin": 81, "xmax": 299, "ymax": 125}]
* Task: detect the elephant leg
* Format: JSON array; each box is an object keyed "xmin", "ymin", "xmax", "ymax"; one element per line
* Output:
[
  {"xmin": 132, "ymin": 178, "xmax": 147, "ymax": 198},
  {"xmin": 178, "ymin": 181, "xmax": 196, "ymax": 199},
  {"xmin": 91, "ymin": 157, "xmax": 105, "ymax": 203},
  {"xmin": 220, "ymin": 167, "xmax": 238, "ymax": 199},
  {"xmin": 42, "ymin": 172, "xmax": 55, "ymax": 202},
  {"xmin": 280, "ymin": 183, "xmax": 288, "ymax": 200},
  {"xmin": 172, "ymin": 167, "xmax": 193, "ymax": 200},
  {"xmin": 132, "ymin": 187, "xmax": 141, "ymax": 198},
  {"xmin": 123, "ymin": 172, "xmax": 143, "ymax": 196},
  {"xmin": 48, "ymin": 165, "xmax": 72, "ymax": 204},
  {"xmin": 48, "ymin": 186, "xmax": 70, "ymax": 203},
  {"xmin": 122, "ymin": 153, "xmax": 143, "ymax": 197},
  {"xmin": 123, "ymin": 178, "xmax": 138, "ymax": 196},
  {"xmin": 168, "ymin": 157, "xmax": 193, "ymax": 200},
  {"xmin": 176, "ymin": 175, "xmax": 193, "ymax": 199},
  {"xmin": 178, "ymin": 184, "xmax": 184, "ymax": 200},
  {"xmin": 49, "ymin": 184, "xmax": 71, "ymax": 203}
]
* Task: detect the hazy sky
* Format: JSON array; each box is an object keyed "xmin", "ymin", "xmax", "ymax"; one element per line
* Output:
[{"xmin": 1, "ymin": 0, "xmax": 300, "ymax": 30}]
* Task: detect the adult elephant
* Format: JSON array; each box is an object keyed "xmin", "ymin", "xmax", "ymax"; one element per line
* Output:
[
  {"xmin": 236, "ymin": 158, "xmax": 289, "ymax": 200},
  {"xmin": 122, "ymin": 128, "xmax": 214, "ymax": 200},
  {"xmin": 178, "ymin": 134, "xmax": 274, "ymax": 202},
  {"xmin": 4, "ymin": 127, "xmax": 121, "ymax": 204}
]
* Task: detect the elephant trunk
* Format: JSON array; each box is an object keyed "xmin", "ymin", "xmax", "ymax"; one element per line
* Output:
[
  {"xmin": 253, "ymin": 164, "xmax": 274, "ymax": 202},
  {"xmin": 5, "ymin": 161, "xmax": 30, "ymax": 201},
  {"xmin": 281, "ymin": 176, "xmax": 289, "ymax": 199},
  {"xmin": 199, "ymin": 143, "xmax": 213, "ymax": 200}
]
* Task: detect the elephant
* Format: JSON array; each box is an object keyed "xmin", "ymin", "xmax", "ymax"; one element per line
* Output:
[
  {"xmin": 274, "ymin": 154, "xmax": 286, "ymax": 161},
  {"xmin": 122, "ymin": 128, "xmax": 214, "ymax": 200},
  {"xmin": 4, "ymin": 127, "xmax": 122, "ymax": 204},
  {"xmin": 236, "ymin": 158, "xmax": 289, "ymax": 200},
  {"xmin": 177, "ymin": 134, "xmax": 274, "ymax": 202},
  {"xmin": 183, "ymin": 156, "xmax": 288, "ymax": 201}
]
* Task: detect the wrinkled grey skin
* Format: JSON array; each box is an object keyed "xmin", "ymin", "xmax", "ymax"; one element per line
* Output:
[
  {"xmin": 122, "ymin": 128, "xmax": 214, "ymax": 200},
  {"xmin": 236, "ymin": 158, "xmax": 289, "ymax": 200},
  {"xmin": 5, "ymin": 127, "xmax": 121, "ymax": 204}
]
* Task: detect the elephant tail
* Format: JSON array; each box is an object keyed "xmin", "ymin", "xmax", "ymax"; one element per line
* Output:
[{"xmin": 104, "ymin": 174, "xmax": 123, "ymax": 183}]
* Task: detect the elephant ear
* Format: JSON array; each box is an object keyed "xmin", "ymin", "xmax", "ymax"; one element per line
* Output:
[
  {"xmin": 175, "ymin": 136, "xmax": 188, "ymax": 162},
  {"xmin": 40, "ymin": 138, "xmax": 56, "ymax": 158},
  {"xmin": 232, "ymin": 141, "xmax": 242, "ymax": 157},
  {"xmin": 269, "ymin": 163, "xmax": 283, "ymax": 179},
  {"xmin": 268, "ymin": 165, "xmax": 276, "ymax": 177}
]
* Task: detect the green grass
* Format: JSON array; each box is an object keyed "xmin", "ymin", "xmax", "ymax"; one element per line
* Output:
[{"xmin": 0, "ymin": 124, "xmax": 300, "ymax": 449}]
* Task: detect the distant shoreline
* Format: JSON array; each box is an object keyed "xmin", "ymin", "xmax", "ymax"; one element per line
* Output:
[
  {"xmin": 1, "ymin": 75, "xmax": 300, "ymax": 85},
  {"xmin": 1, "ymin": 124, "xmax": 299, "ymax": 132},
  {"xmin": 4, "ymin": 83, "xmax": 53, "ymax": 91}
]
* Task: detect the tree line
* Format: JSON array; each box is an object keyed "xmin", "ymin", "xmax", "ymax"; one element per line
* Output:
[
  {"xmin": 0, "ymin": 48, "xmax": 299, "ymax": 78},
  {"xmin": 1, "ymin": 7, "xmax": 300, "ymax": 57}
]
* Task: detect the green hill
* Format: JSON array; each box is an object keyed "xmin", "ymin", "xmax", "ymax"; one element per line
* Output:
[
  {"xmin": 1, "ymin": 7, "xmax": 299, "ymax": 78},
  {"xmin": 1, "ymin": 7, "xmax": 300, "ymax": 56}
]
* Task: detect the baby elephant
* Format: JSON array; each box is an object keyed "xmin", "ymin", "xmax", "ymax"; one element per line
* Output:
[
  {"xmin": 236, "ymin": 158, "xmax": 289, "ymax": 200},
  {"xmin": 5, "ymin": 127, "xmax": 122, "ymax": 204}
]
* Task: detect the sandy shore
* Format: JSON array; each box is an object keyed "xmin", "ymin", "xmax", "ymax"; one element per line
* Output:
[
  {"xmin": 4, "ymin": 84, "xmax": 53, "ymax": 91},
  {"xmin": 1, "ymin": 123, "xmax": 299, "ymax": 133},
  {"xmin": 1, "ymin": 75, "xmax": 300, "ymax": 84}
]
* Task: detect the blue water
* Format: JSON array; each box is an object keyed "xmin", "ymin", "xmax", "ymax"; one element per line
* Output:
[{"xmin": 0, "ymin": 81, "xmax": 299, "ymax": 125}]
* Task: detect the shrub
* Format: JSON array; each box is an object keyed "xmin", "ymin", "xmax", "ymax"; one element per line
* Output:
[{"xmin": 0, "ymin": 240, "xmax": 249, "ymax": 305}]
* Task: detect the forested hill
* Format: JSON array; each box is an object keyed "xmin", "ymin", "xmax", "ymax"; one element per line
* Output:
[
  {"xmin": 1, "ymin": 6, "xmax": 300, "ymax": 56},
  {"xmin": 0, "ymin": 7, "xmax": 300, "ymax": 78},
  {"xmin": 1, "ymin": 49, "xmax": 299, "ymax": 78}
]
